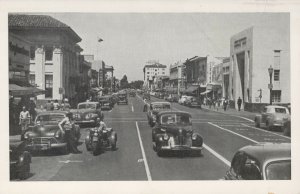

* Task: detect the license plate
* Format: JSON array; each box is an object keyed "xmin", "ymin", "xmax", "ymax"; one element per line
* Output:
[{"xmin": 92, "ymin": 136, "xmax": 98, "ymax": 141}]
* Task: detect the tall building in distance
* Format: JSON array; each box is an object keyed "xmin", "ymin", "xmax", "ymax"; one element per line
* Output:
[
  {"xmin": 143, "ymin": 60, "xmax": 168, "ymax": 90},
  {"xmin": 230, "ymin": 22, "xmax": 290, "ymax": 110}
]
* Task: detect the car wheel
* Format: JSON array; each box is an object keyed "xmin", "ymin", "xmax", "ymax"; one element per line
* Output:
[
  {"xmin": 266, "ymin": 121, "xmax": 272, "ymax": 131},
  {"xmin": 255, "ymin": 119, "xmax": 260, "ymax": 128},
  {"xmin": 18, "ymin": 163, "xmax": 30, "ymax": 180}
]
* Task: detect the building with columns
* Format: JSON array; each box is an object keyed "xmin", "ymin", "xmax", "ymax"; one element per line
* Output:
[
  {"xmin": 230, "ymin": 23, "xmax": 290, "ymax": 111},
  {"xmin": 9, "ymin": 14, "xmax": 82, "ymax": 103}
]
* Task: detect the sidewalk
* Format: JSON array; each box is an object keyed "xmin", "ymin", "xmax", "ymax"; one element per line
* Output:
[{"xmin": 201, "ymin": 105, "xmax": 257, "ymax": 122}]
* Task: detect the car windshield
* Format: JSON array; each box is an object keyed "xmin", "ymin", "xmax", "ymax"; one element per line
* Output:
[
  {"xmin": 78, "ymin": 104, "xmax": 96, "ymax": 109},
  {"xmin": 36, "ymin": 114, "xmax": 65, "ymax": 123},
  {"xmin": 152, "ymin": 104, "xmax": 171, "ymax": 110},
  {"xmin": 160, "ymin": 114, "xmax": 191, "ymax": 125},
  {"xmin": 274, "ymin": 108, "xmax": 287, "ymax": 114},
  {"xmin": 265, "ymin": 160, "xmax": 291, "ymax": 180}
]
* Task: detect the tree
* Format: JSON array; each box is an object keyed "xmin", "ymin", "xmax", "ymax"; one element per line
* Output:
[
  {"xmin": 129, "ymin": 80, "xmax": 144, "ymax": 89},
  {"xmin": 120, "ymin": 75, "xmax": 129, "ymax": 89}
]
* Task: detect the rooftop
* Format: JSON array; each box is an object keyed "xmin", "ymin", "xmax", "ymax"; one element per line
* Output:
[
  {"xmin": 144, "ymin": 63, "xmax": 167, "ymax": 68},
  {"xmin": 9, "ymin": 14, "xmax": 81, "ymax": 42}
]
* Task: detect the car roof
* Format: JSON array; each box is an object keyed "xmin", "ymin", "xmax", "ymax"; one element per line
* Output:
[
  {"xmin": 150, "ymin": 102, "xmax": 171, "ymax": 106},
  {"xmin": 78, "ymin": 101, "xmax": 98, "ymax": 105},
  {"xmin": 37, "ymin": 110, "xmax": 67, "ymax": 116},
  {"xmin": 265, "ymin": 105, "xmax": 288, "ymax": 109},
  {"xmin": 239, "ymin": 143, "xmax": 291, "ymax": 164},
  {"xmin": 157, "ymin": 110, "xmax": 191, "ymax": 117}
]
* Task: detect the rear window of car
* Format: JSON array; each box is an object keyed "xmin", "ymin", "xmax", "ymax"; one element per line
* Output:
[
  {"xmin": 78, "ymin": 104, "xmax": 96, "ymax": 109},
  {"xmin": 152, "ymin": 104, "xmax": 171, "ymax": 110},
  {"xmin": 274, "ymin": 108, "xmax": 287, "ymax": 114},
  {"xmin": 160, "ymin": 114, "xmax": 191, "ymax": 125},
  {"xmin": 265, "ymin": 160, "xmax": 291, "ymax": 180},
  {"xmin": 36, "ymin": 114, "xmax": 65, "ymax": 123}
]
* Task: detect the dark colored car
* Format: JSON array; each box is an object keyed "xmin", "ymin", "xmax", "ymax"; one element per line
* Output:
[
  {"xmin": 117, "ymin": 93, "xmax": 128, "ymax": 105},
  {"xmin": 71, "ymin": 102, "xmax": 104, "ymax": 126},
  {"xmin": 10, "ymin": 139, "xmax": 31, "ymax": 180},
  {"xmin": 24, "ymin": 111, "xmax": 81, "ymax": 154},
  {"xmin": 98, "ymin": 96, "xmax": 114, "ymax": 110},
  {"xmin": 224, "ymin": 143, "xmax": 291, "ymax": 180},
  {"xmin": 152, "ymin": 111, "xmax": 203, "ymax": 156},
  {"xmin": 143, "ymin": 93, "xmax": 151, "ymax": 101},
  {"xmin": 145, "ymin": 102, "xmax": 171, "ymax": 127},
  {"xmin": 185, "ymin": 96, "xmax": 202, "ymax": 108}
]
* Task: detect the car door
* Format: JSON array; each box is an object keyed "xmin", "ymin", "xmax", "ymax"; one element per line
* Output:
[{"xmin": 261, "ymin": 107, "xmax": 268, "ymax": 123}]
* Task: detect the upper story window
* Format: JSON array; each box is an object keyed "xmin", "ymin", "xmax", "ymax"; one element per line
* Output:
[
  {"xmin": 274, "ymin": 50, "xmax": 281, "ymax": 67},
  {"xmin": 45, "ymin": 46, "xmax": 53, "ymax": 61},
  {"xmin": 274, "ymin": 70, "xmax": 280, "ymax": 81},
  {"xmin": 30, "ymin": 46, "xmax": 35, "ymax": 60},
  {"xmin": 234, "ymin": 37, "xmax": 247, "ymax": 49}
]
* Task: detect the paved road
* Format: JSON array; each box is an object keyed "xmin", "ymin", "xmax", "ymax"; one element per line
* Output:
[{"xmin": 25, "ymin": 95, "xmax": 290, "ymax": 181}]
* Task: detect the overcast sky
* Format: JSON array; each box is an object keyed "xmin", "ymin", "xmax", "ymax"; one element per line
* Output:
[{"xmin": 47, "ymin": 13, "xmax": 289, "ymax": 81}]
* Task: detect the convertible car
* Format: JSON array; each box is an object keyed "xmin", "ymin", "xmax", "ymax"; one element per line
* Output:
[
  {"xmin": 145, "ymin": 101, "xmax": 171, "ymax": 127},
  {"xmin": 24, "ymin": 111, "xmax": 81, "ymax": 154},
  {"xmin": 224, "ymin": 143, "xmax": 291, "ymax": 180},
  {"xmin": 152, "ymin": 111, "xmax": 203, "ymax": 156},
  {"xmin": 71, "ymin": 102, "xmax": 104, "ymax": 126},
  {"xmin": 254, "ymin": 105, "xmax": 290, "ymax": 131}
]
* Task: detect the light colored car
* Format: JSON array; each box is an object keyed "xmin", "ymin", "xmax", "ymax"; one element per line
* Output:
[
  {"xmin": 254, "ymin": 105, "xmax": 290, "ymax": 131},
  {"xmin": 178, "ymin": 95, "xmax": 188, "ymax": 104}
]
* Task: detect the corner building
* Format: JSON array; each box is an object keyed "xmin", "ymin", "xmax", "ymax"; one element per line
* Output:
[{"xmin": 230, "ymin": 23, "xmax": 290, "ymax": 111}]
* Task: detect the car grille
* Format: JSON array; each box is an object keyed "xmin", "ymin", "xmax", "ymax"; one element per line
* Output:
[
  {"xmin": 31, "ymin": 137, "xmax": 57, "ymax": 145},
  {"xmin": 174, "ymin": 135, "xmax": 192, "ymax": 146}
]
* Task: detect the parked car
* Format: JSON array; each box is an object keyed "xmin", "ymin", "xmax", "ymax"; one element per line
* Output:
[
  {"xmin": 145, "ymin": 102, "xmax": 171, "ymax": 127},
  {"xmin": 10, "ymin": 139, "xmax": 31, "ymax": 180},
  {"xmin": 117, "ymin": 92, "xmax": 128, "ymax": 105},
  {"xmin": 71, "ymin": 102, "xmax": 104, "ymax": 126},
  {"xmin": 254, "ymin": 105, "xmax": 290, "ymax": 131},
  {"xmin": 166, "ymin": 94, "xmax": 179, "ymax": 102},
  {"xmin": 98, "ymin": 96, "xmax": 114, "ymax": 110},
  {"xmin": 178, "ymin": 95, "xmax": 188, "ymax": 104},
  {"xmin": 152, "ymin": 111, "xmax": 203, "ymax": 156},
  {"xmin": 24, "ymin": 111, "xmax": 81, "ymax": 154},
  {"xmin": 184, "ymin": 96, "xmax": 201, "ymax": 107},
  {"xmin": 224, "ymin": 143, "xmax": 291, "ymax": 180}
]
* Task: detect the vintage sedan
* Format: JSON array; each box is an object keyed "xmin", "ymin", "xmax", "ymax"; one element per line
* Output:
[
  {"xmin": 117, "ymin": 92, "xmax": 128, "ymax": 105},
  {"xmin": 71, "ymin": 102, "xmax": 104, "ymax": 126},
  {"xmin": 254, "ymin": 105, "xmax": 290, "ymax": 131},
  {"xmin": 24, "ymin": 111, "xmax": 81, "ymax": 154},
  {"xmin": 224, "ymin": 143, "xmax": 291, "ymax": 180},
  {"xmin": 152, "ymin": 111, "xmax": 203, "ymax": 156},
  {"xmin": 98, "ymin": 96, "xmax": 114, "ymax": 110},
  {"xmin": 10, "ymin": 139, "xmax": 31, "ymax": 180},
  {"xmin": 145, "ymin": 102, "xmax": 171, "ymax": 127}
]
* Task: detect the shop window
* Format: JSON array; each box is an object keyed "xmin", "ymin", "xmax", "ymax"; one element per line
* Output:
[
  {"xmin": 271, "ymin": 90, "xmax": 281, "ymax": 103},
  {"xmin": 29, "ymin": 74, "xmax": 35, "ymax": 86},
  {"xmin": 45, "ymin": 74, "xmax": 53, "ymax": 98},
  {"xmin": 45, "ymin": 47, "xmax": 53, "ymax": 61},
  {"xmin": 274, "ymin": 70, "xmax": 280, "ymax": 81}
]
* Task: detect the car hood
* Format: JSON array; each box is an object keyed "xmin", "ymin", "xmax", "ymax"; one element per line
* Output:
[{"xmin": 29, "ymin": 125, "xmax": 59, "ymax": 137}]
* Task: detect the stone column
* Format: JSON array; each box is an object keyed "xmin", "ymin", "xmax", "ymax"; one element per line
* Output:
[
  {"xmin": 52, "ymin": 46, "xmax": 63, "ymax": 100},
  {"xmin": 35, "ymin": 45, "xmax": 45, "ymax": 100}
]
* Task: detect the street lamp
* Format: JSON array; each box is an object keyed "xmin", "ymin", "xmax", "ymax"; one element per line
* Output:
[{"xmin": 268, "ymin": 65, "xmax": 274, "ymax": 105}]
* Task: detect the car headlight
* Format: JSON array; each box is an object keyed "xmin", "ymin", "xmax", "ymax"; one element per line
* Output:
[
  {"xmin": 163, "ymin": 133, "xmax": 169, "ymax": 140},
  {"xmin": 55, "ymin": 130, "xmax": 61, "ymax": 138},
  {"xmin": 192, "ymin": 133, "xmax": 198, "ymax": 140}
]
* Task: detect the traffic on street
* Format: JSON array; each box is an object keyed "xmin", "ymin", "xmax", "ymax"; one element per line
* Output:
[{"xmin": 15, "ymin": 91, "xmax": 290, "ymax": 181}]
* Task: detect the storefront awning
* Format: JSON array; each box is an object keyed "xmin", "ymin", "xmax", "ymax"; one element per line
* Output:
[
  {"xmin": 200, "ymin": 90, "xmax": 212, "ymax": 95},
  {"xmin": 185, "ymin": 85, "xmax": 199, "ymax": 93},
  {"xmin": 9, "ymin": 84, "xmax": 45, "ymax": 97}
]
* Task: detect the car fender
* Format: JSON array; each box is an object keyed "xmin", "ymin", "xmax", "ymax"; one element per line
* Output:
[
  {"xmin": 18, "ymin": 151, "xmax": 31, "ymax": 166},
  {"xmin": 110, "ymin": 131, "xmax": 117, "ymax": 141}
]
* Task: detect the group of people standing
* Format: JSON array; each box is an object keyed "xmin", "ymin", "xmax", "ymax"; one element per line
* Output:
[{"xmin": 44, "ymin": 98, "xmax": 71, "ymax": 111}]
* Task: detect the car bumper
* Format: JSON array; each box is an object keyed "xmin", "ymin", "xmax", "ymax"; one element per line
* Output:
[
  {"xmin": 26, "ymin": 142, "xmax": 67, "ymax": 151},
  {"xmin": 160, "ymin": 145, "xmax": 203, "ymax": 151},
  {"xmin": 101, "ymin": 106, "xmax": 111, "ymax": 110},
  {"xmin": 74, "ymin": 120, "xmax": 96, "ymax": 124}
]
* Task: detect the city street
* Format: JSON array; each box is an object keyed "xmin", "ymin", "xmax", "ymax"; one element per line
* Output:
[{"xmin": 25, "ymin": 95, "xmax": 291, "ymax": 181}]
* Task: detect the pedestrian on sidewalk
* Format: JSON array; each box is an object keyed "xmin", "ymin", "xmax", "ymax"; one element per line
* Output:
[
  {"xmin": 223, "ymin": 99, "xmax": 228, "ymax": 111},
  {"xmin": 29, "ymin": 99, "xmax": 36, "ymax": 122},
  {"xmin": 53, "ymin": 100, "xmax": 60, "ymax": 110},
  {"xmin": 19, "ymin": 106, "xmax": 30, "ymax": 140},
  {"xmin": 237, "ymin": 97, "xmax": 242, "ymax": 111},
  {"xmin": 143, "ymin": 99, "xmax": 148, "ymax": 112}
]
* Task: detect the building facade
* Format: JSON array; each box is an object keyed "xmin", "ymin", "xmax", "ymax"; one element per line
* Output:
[
  {"xmin": 230, "ymin": 25, "xmax": 290, "ymax": 110},
  {"xmin": 222, "ymin": 58, "xmax": 231, "ymax": 99},
  {"xmin": 9, "ymin": 14, "xmax": 83, "ymax": 103},
  {"xmin": 143, "ymin": 61, "xmax": 167, "ymax": 90}
]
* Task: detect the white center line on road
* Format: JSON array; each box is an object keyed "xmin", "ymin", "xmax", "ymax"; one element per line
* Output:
[
  {"xmin": 242, "ymin": 123, "xmax": 291, "ymax": 140},
  {"xmin": 203, "ymin": 144, "xmax": 231, "ymax": 167},
  {"xmin": 135, "ymin": 121, "xmax": 152, "ymax": 181},
  {"xmin": 208, "ymin": 122, "xmax": 259, "ymax": 144}
]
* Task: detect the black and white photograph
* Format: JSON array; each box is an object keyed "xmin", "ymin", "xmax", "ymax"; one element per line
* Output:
[{"xmin": 1, "ymin": 1, "xmax": 300, "ymax": 194}]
